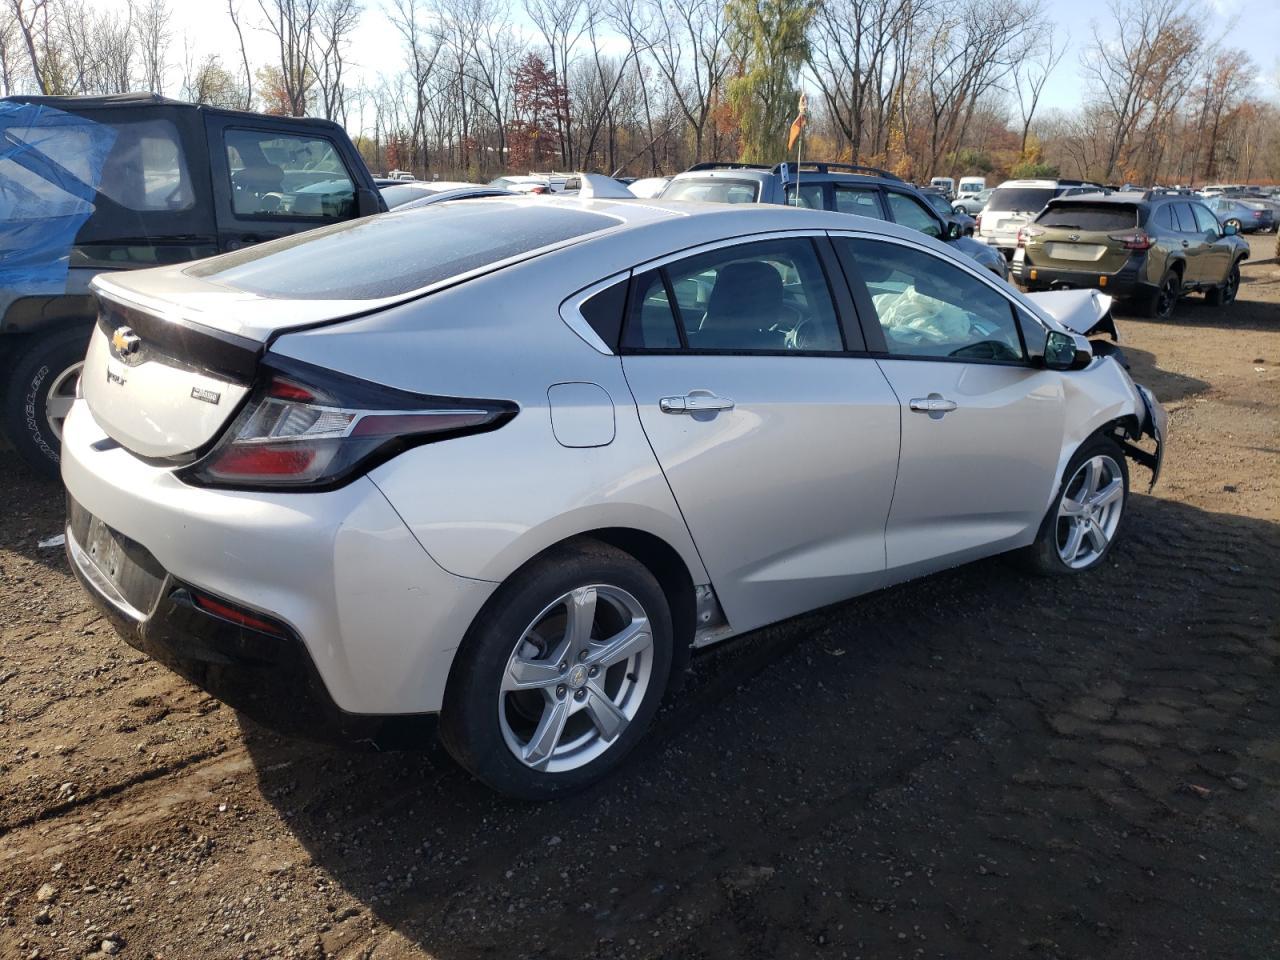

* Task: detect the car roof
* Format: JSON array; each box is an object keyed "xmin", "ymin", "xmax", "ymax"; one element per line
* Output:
[{"xmin": 2, "ymin": 92, "xmax": 346, "ymax": 129}]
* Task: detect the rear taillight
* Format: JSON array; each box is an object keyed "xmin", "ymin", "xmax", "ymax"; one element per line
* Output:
[
  {"xmin": 179, "ymin": 358, "xmax": 517, "ymax": 490},
  {"xmin": 1107, "ymin": 230, "xmax": 1153, "ymax": 251},
  {"xmin": 974, "ymin": 213, "xmax": 982, "ymax": 231},
  {"xmin": 1016, "ymin": 225, "xmax": 1045, "ymax": 248}
]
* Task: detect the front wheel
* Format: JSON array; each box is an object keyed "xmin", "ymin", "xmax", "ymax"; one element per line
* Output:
[
  {"xmin": 1018, "ymin": 437, "xmax": 1130, "ymax": 576},
  {"xmin": 3, "ymin": 327, "xmax": 91, "ymax": 478},
  {"xmin": 439, "ymin": 541, "xmax": 673, "ymax": 799},
  {"xmin": 1224, "ymin": 218, "xmax": 1242, "ymax": 233}
]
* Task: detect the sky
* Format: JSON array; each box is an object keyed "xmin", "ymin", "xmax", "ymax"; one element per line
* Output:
[{"xmin": 88, "ymin": 0, "xmax": 1280, "ymax": 131}]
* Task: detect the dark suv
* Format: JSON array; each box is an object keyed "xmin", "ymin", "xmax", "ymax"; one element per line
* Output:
[
  {"xmin": 658, "ymin": 162, "xmax": 1009, "ymax": 280},
  {"xmin": 1, "ymin": 93, "xmax": 385, "ymax": 476},
  {"xmin": 1014, "ymin": 191, "xmax": 1250, "ymax": 320}
]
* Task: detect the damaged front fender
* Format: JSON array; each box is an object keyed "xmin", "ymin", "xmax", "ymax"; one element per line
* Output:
[{"xmin": 1118, "ymin": 383, "xmax": 1166, "ymax": 491}]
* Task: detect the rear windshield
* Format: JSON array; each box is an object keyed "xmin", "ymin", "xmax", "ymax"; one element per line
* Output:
[
  {"xmin": 987, "ymin": 187, "xmax": 1056, "ymax": 213},
  {"xmin": 1037, "ymin": 204, "xmax": 1138, "ymax": 231},
  {"xmin": 187, "ymin": 202, "xmax": 617, "ymax": 299},
  {"xmin": 380, "ymin": 184, "xmax": 435, "ymax": 207},
  {"xmin": 660, "ymin": 178, "xmax": 761, "ymax": 204}
]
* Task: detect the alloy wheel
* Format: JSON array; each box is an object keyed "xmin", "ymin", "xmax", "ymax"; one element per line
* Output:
[
  {"xmin": 45, "ymin": 361, "xmax": 83, "ymax": 443},
  {"xmin": 498, "ymin": 584, "xmax": 654, "ymax": 773},
  {"xmin": 1055, "ymin": 455, "xmax": 1125, "ymax": 569}
]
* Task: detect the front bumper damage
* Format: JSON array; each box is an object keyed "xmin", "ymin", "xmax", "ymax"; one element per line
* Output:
[{"xmin": 1120, "ymin": 383, "xmax": 1167, "ymax": 491}]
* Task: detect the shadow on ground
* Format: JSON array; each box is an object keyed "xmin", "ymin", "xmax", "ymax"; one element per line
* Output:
[{"xmin": 243, "ymin": 495, "xmax": 1280, "ymax": 960}]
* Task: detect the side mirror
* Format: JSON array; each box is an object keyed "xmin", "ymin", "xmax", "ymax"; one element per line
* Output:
[
  {"xmin": 1222, "ymin": 222, "xmax": 1238, "ymax": 236},
  {"xmin": 1044, "ymin": 330, "xmax": 1083, "ymax": 370},
  {"xmin": 946, "ymin": 221, "xmax": 962, "ymax": 240}
]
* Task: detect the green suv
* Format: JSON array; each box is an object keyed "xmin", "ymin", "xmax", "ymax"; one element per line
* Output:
[{"xmin": 1013, "ymin": 191, "xmax": 1250, "ymax": 320}]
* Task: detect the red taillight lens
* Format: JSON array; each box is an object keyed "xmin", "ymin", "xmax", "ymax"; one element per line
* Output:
[
  {"xmin": 1107, "ymin": 231, "xmax": 1153, "ymax": 251},
  {"xmin": 974, "ymin": 213, "xmax": 982, "ymax": 230},
  {"xmin": 191, "ymin": 591, "xmax": 287, "ymax": 636},
  {"xmin": 181, "ymin": 361, "xmax": 517, "ymax": 490}
]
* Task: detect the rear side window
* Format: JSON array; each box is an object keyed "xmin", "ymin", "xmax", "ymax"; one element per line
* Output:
[
  {"xmin": 1171, "ymin": 203, "xmax": 1198, "ymax": 232},
  {"xmin": 188, "ymin": 203, "xmax": 618, "ymax": 299},
  {"xmin": 623, "ymin": 238, "xmax": 844, "ymax": 353},
  {"xmin": 579, "ymin": 277, "xmax": 630, "ymax": 348},
  {"xmin": 1037, "ymin": 204, "xmax": 1137, "ymax": 231},
  {"xmin": 94, "ymin": 118, "xmax": 194, "ymax": 212},
  {"xmin": 224, "ymin": 128, "xmax": 354, "ymax": 220},
  {"xmin": 1154, "ymin": 204, "xmax": 1176, "ymax": 231},
  {"xmin": 784, "ymin": 182, "xmax": 824, "ymax": 209},
  {"xmin": 987, "ymin": 187, "xmax": 1055, "ymax": 213},
  {"xmin": 660, "ymin": 178, "xmax": 760, "ymax": 204}
]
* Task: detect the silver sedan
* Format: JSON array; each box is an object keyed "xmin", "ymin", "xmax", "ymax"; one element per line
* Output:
[{"xmin": 62, "ymin": 198, "xmax": 1165, "ymax": 798}]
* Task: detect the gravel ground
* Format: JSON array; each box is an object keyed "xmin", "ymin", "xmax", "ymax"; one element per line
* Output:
[{"xmin": 0, "ymin": 243, "xmax": 1277, "ymax": 960}]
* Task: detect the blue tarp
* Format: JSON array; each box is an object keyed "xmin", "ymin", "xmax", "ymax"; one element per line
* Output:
[{"xmin": 0, "ymin": 101, "xmax": 117, "ymax": 293}]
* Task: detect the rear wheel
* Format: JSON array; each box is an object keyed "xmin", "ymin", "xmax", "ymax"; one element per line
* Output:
[
  {"xmin": 1205, "ymin": 260, "xmax": 1240, "ymax": 306},
  {"xmin": 439, "ymin": 541, "xmax": 673, "ymax": 799},
  {"xmin": 3, "ymin": 327, "xmax": 91, "ymax": 478},
  {"xmin": 1018, "ymin": 437, "xmax": 1129, "ymax": 576},
  {"xmin": 1143, "ymin": 269, "xmax": 1181, "ymax": 320}
]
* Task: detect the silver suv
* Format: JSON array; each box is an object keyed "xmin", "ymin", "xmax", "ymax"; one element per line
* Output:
[{"xmin": 977, "ymin": 179, "xmax": 1104, "ymax": 258}]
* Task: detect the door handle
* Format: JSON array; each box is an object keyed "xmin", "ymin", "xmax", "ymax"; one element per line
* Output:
[
  {"xmin": 909, "ymin": 395, "xmax": 958, "ymax": 417},
  {"xmin": 659, "ymin": 394, "xmax": 735, "ymax": 414}
]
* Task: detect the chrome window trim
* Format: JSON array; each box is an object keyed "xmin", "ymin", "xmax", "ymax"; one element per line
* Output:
[{"xmin": 559, "ymin": 271, "xmax": 629, "ymax": 356}]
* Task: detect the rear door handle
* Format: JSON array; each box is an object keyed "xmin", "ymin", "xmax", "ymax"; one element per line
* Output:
[
  {"xmin": 909, "ymin": 395, "xmax": 958, "ymax": 417},
  {"xmin": 659, "ymin": 394, "xmax": 735, "ymax": 414}
]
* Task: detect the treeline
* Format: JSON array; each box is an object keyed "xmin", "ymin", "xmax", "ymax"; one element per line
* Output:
[{"xmin": 2, "ymin": 0, "xmax": 1277, "ymax": 185}]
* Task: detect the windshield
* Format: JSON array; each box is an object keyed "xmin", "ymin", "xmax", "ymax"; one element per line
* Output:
[
  {"xmin": 987, "ymin": 187, "xmax": 1056, "ymax": 213},
  {"xmin": 187, "ymin": 203, "xmax": 618, "ymax": 300},
  {"xmin": 381, "ymin": 184, "xmax": 436, "ymax": 208},
  {"xmin": 1037, "ymin": 204, "xmax": 1138, "ymax": 231},
  {"xmin": 660, "ymin": 178, "xmax": 761, "ymax": 204},
  {"xmin": 924, "ymin": 194, "xmax": 953, "ymax": 214}
]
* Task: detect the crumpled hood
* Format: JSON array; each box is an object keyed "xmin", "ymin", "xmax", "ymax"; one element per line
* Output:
[{"xmin": 1023, "ymin": 288, "xmax": 1115, "ymax": 337}]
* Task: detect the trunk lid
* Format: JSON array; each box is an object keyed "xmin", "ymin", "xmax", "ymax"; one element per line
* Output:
[{"xmin": 1023, "ymin": 202, "xmax": 1139, "ymax": 274}]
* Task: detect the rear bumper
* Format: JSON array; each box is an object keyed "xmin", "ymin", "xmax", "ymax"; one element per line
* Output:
[
  {"xmin": 60, "ymin": 400, "xmax": 497, "ymax": 719},
  {"xmin": 1015, "ymin": 254, "xmax": 1149, "ymax": 298}
]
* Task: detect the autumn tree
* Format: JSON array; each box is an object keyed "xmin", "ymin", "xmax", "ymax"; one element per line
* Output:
[{"xmin": 508, "ymin": 52, "xmax": 564, "ymax": 169}]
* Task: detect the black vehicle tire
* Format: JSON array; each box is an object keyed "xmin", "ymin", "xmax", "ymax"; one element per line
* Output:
[
  {"xmin": 1205, "ymin": 260, "xmax": 1241, "ymax": 306},
  {"xmin": 1017, "ymin": 435, "xmax": 1130, "ymax": 577},
  {"xmin": 439, "ymin": 540, "xmax": 674, "ymax": 800},
  {"xmin": 1142, "ymin": 268, "xmax": 1181, "ymax": 320},
  {"xmin": 3, "ymin": 326, "xmax": 92, "ymax": 479}
]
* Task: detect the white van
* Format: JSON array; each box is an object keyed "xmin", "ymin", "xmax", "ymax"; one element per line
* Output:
[
  {"xmin": 958, "ymin": 177, "xmax": 986, "ymax": 196},
  {"xmin": 929, "ymin": 176, "xmax": 955, "ymax": 197}
]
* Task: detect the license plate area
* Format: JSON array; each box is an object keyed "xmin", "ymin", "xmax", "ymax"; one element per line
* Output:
[
  {"xmin": 1044, "ymin": 242, "xmax": 1106, "ymax": 262},
  {"xmin": 67, "ymin": 495, "xmax": 168, "ymax": 619}
]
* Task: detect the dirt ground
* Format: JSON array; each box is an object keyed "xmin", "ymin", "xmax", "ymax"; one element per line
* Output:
[{"xmin": 1, "ymin": 241, "xmax": 1278, "ymax": 960}]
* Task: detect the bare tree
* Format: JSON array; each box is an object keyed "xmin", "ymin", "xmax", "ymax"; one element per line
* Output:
[
  {"xmin": 524, "ymin": 0, "xmax": 590, "ymax": 165},
  {"xmin": 258, "ymin": 0, "xmax": 320, "ymax": 116},
  {"xmin": 1013, "ymin": 28, "xmax": 1067, "ymax": 156},
  {"xmin": 312, "ymin": 0, "xmax": 361, "ymax": 122},
  {"xmin": 389, "ymin": 0, "xmax": 442, "ymax": 172},
  {"xmin": 0, "ymin": 6, "xmax": 22, "ymax": 94},
  {"xmin": 5, "ymin": 0, "xmax": 49, "ymax": 93},
  {"xmin": 228, "ymin": 0, "xmax": 253, "ymax": 108},
  {"xmin": 134, "ymin": 0, "xmax": 170, "ymax": 93}
]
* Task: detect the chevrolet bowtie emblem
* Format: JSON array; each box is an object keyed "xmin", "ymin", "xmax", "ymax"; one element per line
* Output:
[{"xmin": 110, "ymin": 326, "xmax": 141, "ymax": 357}]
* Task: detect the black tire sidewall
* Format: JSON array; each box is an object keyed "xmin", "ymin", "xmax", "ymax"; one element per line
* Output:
[
  {"xmin": 1025, "ymin": 436, "xmax": 1130, "ymax": 576},
  {"xmin": 439, "ymin": 542, "xmax": 674, "ymax": 800},
  {"xmin": 4, "ymin": 327, "xmax": 91, "ymax": 477}
]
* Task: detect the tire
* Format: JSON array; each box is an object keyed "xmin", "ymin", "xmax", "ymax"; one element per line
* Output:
[
  {"xmin": 439, "ymin": 540, "xmax": 674, "ymax": 800},
  {"xmin": 1224, "ymin": 218, "xmax": 1242, "ymax": 233},
  {"xmin": 1018, "ymin": 436, "xmax": 1130, "ymax": 577},
  {"xmin": 1205, "ymin": 259, "xmax": 1240, "ymax": 306},
  {"xmin": 3, "ymin": 326, "xmax": 91, "ymax": 479},
  {"xmin": 1142, "ymin": 268, "xmax": 1180, "ymax": 320}
]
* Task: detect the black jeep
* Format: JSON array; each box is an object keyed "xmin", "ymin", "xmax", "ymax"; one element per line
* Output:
[{"xmin": 0, "ymin": 93, "xmax": 385, "ymax": 476}]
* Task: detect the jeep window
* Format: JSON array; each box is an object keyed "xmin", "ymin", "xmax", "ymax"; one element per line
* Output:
[
  {"xmin": 95, "ymin": 119, "xmax": 195, "ymax": 212},
  {"xmin": 986, "ymin": 187, "xmax": 1055, "ymax": 213},
  {"xmin": 224, "ymin": 129, "xmax": 355, "ymax": 220},
  {"xmin": 1037, "ymin": 204, "xmax": 1137, "ymax": 231},
  {"xmin": 660, "ymin": 178, "xmax": 760, "ymax": 204},
  {"xmin": 884, "ymin": 191, "xmax": 942, "ymax": 238}
]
